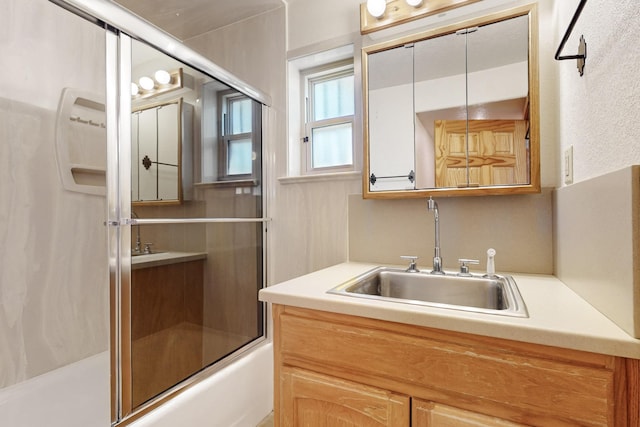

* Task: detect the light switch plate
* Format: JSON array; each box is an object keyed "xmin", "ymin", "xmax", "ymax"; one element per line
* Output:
[{"xmin": 564, "ymin": 146, "xmax": 574, "ymax": 184}]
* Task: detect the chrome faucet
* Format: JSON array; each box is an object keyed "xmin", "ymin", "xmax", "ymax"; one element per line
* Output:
[
  {"xmin": 132, "ymin": 211, "xmax": 142, "ymax": 254},
  {"xmin": 427, "ymin": 197, "xmax": 444, "ymax": 274}
]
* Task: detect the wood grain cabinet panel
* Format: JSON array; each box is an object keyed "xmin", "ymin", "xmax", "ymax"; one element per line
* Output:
[
  {"xmin": 281, "ymin": 367, "xmax": 410, "ymax": 426},
  {"xmin": 273, "ymin": 305, "xmax": 639, "ymax": 427},
  {"xmin": 131, "ymin": 260, "xmax": 204, "ymax": 408},
  {"xmin": 412, "ymin": 400, "xmax": 525, "ymax": 426}
]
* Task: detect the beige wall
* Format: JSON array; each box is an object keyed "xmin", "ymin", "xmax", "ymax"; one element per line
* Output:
[{"xmin": 349, "ymin": 191, "xmax": 554, "ymax": 275}]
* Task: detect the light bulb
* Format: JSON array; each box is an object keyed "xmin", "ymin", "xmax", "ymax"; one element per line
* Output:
[
  {"xmin": 131, "ymin": 83, "xmax": 139, "ymax": 96},
  {"xmin": 139, "ymin": 76, "xmax": 154, "ymax": 91},
  {"xmin": 406, "ymin": 0, "xmax": 422, "ymax": 6},
  {"xmin": 154, "ymin": 69, "xmax": 171, "ymax": 85},
  {"xmin": 367, "ymin": 0, "xmax": 386, "ymax": 18}
]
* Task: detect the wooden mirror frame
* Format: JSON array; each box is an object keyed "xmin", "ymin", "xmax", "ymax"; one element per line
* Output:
[{"xmin": 362, "ymin": 4, "xmax": 539, "ymax": 199}]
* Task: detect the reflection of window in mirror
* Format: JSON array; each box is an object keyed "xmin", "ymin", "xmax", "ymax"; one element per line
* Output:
[
  {"xmin": 302, "ymin": 60, "xmax": 355, "ymax": 174},
  {"xmin": 219, "ymin": 91, "xmax": 253, "ymax": 178}
]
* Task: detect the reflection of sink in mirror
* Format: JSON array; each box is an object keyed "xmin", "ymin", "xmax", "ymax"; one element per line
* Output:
[
  {"xmin": 132, "ymin": 251, "xmax": 165, "ymax": 257},
  {"xmin": 328, "ymin": 267, "xmax": 528, "ymax": 317}
]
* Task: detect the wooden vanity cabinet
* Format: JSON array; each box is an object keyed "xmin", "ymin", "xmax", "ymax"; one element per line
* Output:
[{"xmin": 273, "ymin": 305, "xmax": 640, "ymax": 427}]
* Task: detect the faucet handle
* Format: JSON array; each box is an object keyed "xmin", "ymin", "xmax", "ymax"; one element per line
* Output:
[
  {"xmin": 400, "ymin": 256, "xmax": 420, "ymax": 273},
  {"xmin": 458, "ymin": 258, "xmax": 479, "ymax": 276},
  {"xmin": 143, "ymin": 243, "xmax": 154, "ymax": 254}
]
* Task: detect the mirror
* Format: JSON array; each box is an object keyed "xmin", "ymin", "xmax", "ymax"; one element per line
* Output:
[
  {"xmin": 131, "ymin": 40, "xmax": 262, "ymax": 205},
  {"xmin": 364, "ymin": 4, "xmax": 539, "ymax": 198}
]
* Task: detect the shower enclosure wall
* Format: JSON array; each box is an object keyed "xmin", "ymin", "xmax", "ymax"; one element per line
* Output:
[
  {"xmin": 1, "ymin": 0, "xmax": 269, "ymax": 425},
  {"xmin": 0, "ymin": 1, "xmax": 109, "ymax": 425}
]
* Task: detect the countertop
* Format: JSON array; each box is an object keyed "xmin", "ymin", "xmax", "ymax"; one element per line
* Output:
[
  {"xmin": 131, "ymin": 251, "xmax": 207, "ymax": 270},
  {"xmin": 259, "ymin": 262, "xmax": 640, "ymax": 359}
]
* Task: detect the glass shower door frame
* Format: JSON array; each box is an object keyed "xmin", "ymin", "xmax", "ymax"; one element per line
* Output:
[
  {"xmin": 95, "ymin": 7, "xmax": 271, "ymax": 425},
  {"xmin": 107, "ymin": 32, "xmax": 270, "ymax": 423}
]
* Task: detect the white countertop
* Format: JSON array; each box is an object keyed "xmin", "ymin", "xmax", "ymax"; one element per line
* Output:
[
  {"xmin": 259, "ymin": 262, "xmax": 640, "ymax": 359},
  {"xmin": 131, "ymin": 251, "xmax": 207, "ymax": 270}
]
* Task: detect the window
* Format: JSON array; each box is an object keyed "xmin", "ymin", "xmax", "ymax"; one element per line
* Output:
[
  {"xmin": 219, "ymin": 92, "xmax": 254, "ymax": 179},
  {"xmin": 303, "ymin": 61, "xmax": 355, "ymax": 173}
]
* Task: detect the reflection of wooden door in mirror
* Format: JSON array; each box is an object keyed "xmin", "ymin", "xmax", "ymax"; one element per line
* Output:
[{"xmin": 435, "ymin": 120, "xmax": 528, "ymax": 188}]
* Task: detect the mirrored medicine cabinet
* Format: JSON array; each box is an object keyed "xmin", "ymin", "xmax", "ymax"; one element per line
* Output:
[{"xmin": 363, "ymin": 4, "xmax": 539, "ymax": 198}]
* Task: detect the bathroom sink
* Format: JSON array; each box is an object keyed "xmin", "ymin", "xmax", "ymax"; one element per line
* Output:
[{"xmin": 327, "ymin": 267, "xmax": 528, "ymax": 317}]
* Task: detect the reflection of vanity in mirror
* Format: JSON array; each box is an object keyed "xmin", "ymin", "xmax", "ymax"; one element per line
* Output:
[{"xmin": 363, "ymin": 4, "xmax": 539, "ymax": 198}]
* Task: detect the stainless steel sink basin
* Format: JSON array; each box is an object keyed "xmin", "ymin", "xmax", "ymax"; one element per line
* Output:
[{"xmin": 328, "ymin": 267, "xmax": 528, "ymax": 317}]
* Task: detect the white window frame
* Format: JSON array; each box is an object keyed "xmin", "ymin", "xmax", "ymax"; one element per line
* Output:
[
  {"xmin": 218, "ymin": 90, "xmax": 253, "ymax": 180},
  {"xmin": 301, "ymin": 59, "xmax": 355, "ymax": 175}
]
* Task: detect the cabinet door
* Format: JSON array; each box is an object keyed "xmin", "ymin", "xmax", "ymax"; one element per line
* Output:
[
  {"xmin": 131, "ymin": 111, "xmax": 140, "ymax": 201},
  {"xmin": 280, "ymin": 367, "xmax": 409, "ymax": 426},
  {"xmin": 138, "ymin": 107, "xmax": 158, "ymax": 201},
  {"xmin": 157, "ymin": 103, "xmax": 179, "ymax": 200},
  {"xmin": 412, "ymin": 400, "xmax": 526, "ymax": 427}
]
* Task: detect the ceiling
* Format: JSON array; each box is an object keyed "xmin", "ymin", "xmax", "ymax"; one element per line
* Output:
[{"xmin": 113, "ymin": 0, "xmax": 285, "ymax": 41}]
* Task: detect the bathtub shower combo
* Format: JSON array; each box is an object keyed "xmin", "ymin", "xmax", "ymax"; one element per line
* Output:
[{"xmin": 0, "ymin": 0, "xmax": 271, "ymax": 425}]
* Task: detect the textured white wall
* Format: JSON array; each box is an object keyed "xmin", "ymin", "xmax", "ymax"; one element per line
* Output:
[{"xmin": 555, "ymin": 0, "xmax": 640, "ymax": 185}]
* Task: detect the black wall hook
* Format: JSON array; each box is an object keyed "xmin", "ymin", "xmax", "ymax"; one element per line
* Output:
[{"xmin": 555, "ymin": 0, "xmax": 588, "ymax": 76}]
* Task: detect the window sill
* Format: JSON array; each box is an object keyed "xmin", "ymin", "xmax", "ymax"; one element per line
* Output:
[
  {"xmin": 194, "ymin": 179, "xmax": 258, "ymax": 189},
  {"xmin": 278, "ymin": 171, "xmax": 361, "ymax": 185}
]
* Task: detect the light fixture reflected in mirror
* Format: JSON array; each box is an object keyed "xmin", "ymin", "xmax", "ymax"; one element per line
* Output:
[
  {"xmin": 154, "ymin": 69, "xmax": 171, "ymax": 85},
  {"xmin": 132, "ymin": 68, "xmax": 183, "ymax": 100},
  {"xmin": 406, "ymin": 0, "xmax": 422, "ymax": 6},
  {"xmin": 138, "ymin": 76, "xmax": 155, "ymax": 91}
]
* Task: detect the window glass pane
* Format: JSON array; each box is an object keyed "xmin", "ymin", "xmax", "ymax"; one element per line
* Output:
[
  {"xmin": 312, "ymin": 122, "xmax": 353, "ymax": 168},
  {"xmin": 227, "ymin": 138, "xmax": 252, "ymax": 175},
  {"xmin": 230, "ymin": 98, "xmax": 252, "ymax": 134},
  {"xmin": 313, "ymin": 74, "xmax": 354, "ymax": 121}
]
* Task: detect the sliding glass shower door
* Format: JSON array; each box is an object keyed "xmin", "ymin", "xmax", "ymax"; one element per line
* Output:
[
  {"xmin": 104, "ymin": 18, "xmax": 269, "ymax": 425},
  {"xmin": 46, "ymin": 0, "xmax": 269, "ymax": 424}
]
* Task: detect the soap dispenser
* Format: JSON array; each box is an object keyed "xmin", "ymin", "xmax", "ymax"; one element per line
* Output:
[{"xmin": 484, "ymin": 248, "xmax": 498, "ymax": 279}]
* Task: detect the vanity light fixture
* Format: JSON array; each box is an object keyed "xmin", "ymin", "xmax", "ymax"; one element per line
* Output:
[
  {"xmin": 138, "ymin": 76, "xmax": 155, "ymax": 91},
  {"xmin": 360, "ymin": 0, "xmax": 480, "ymax": 34},
  {"xmin": 132, "ymin": 68, "xmax": 183, "ymax": 100},
  {"xmin": 366, "ymin": 0, "xmax": 386, "ymax": 18},
  {"xmin": 154, "ymin": 69, "xmax": 171, "ymax": 85},
  {"xmin": 367, "ymin": 0, "xmax": 423, "ymax": 18}
]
